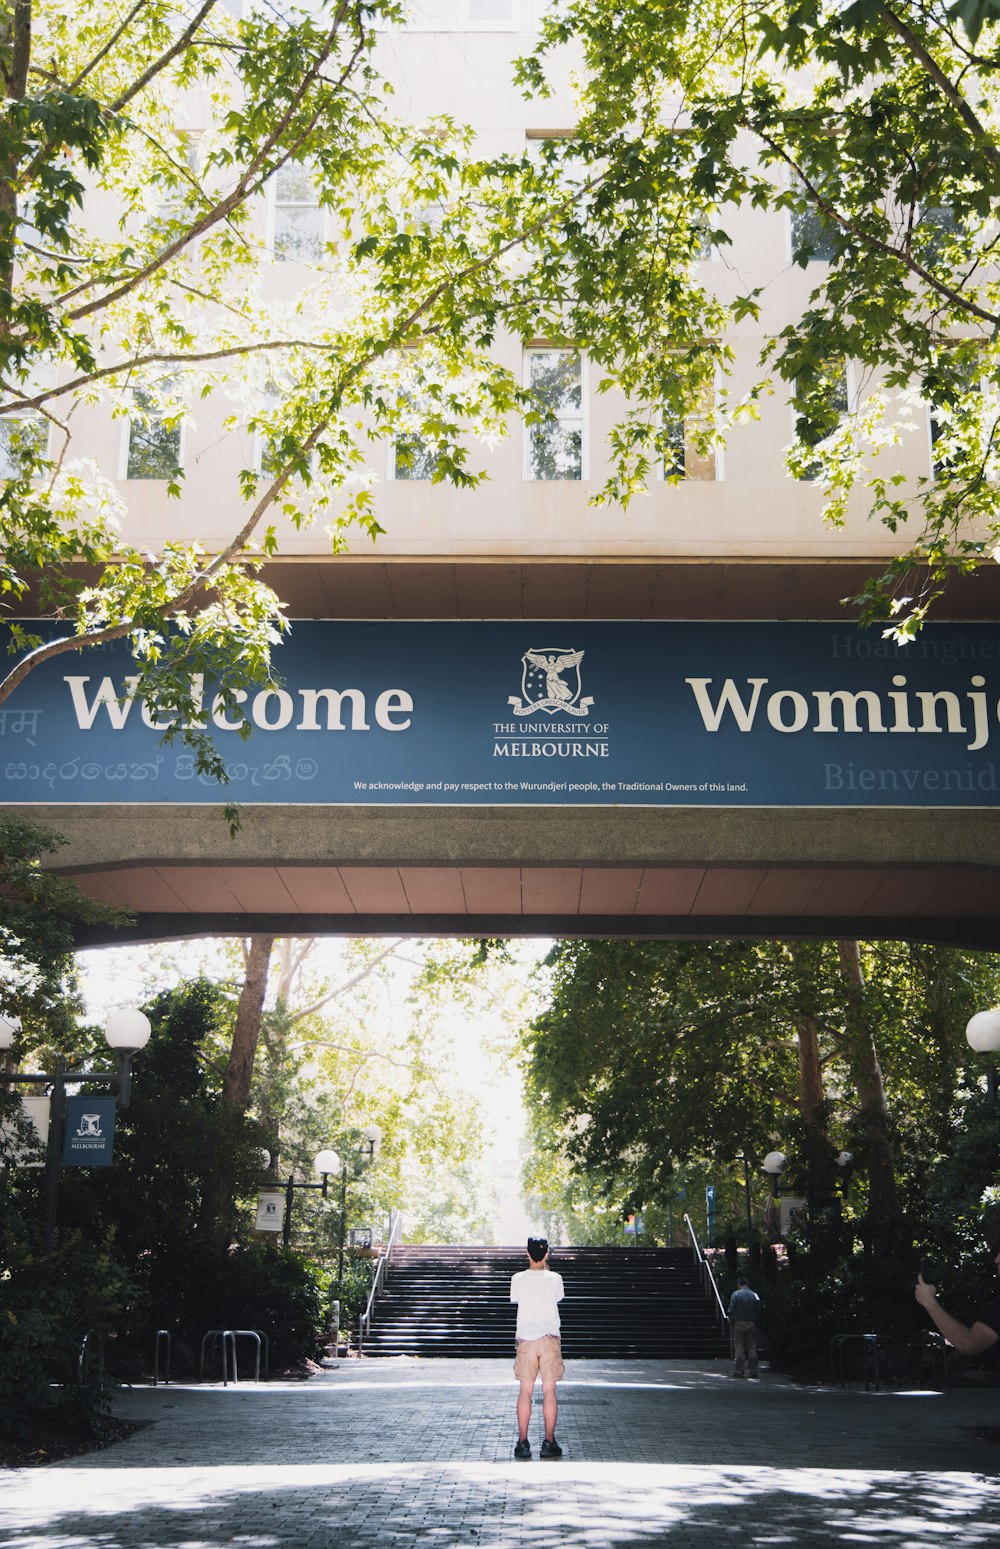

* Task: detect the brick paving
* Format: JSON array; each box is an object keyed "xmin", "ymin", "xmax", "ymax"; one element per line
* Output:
[{"xmin": 2, "ymin": 1359, "xmax": 1000, "ymax": 1548}]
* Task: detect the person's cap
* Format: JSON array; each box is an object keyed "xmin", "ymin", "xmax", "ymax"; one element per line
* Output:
[{"xmin": 527, "ymin": 1237, "xmax": 549, "ymax": 1262}]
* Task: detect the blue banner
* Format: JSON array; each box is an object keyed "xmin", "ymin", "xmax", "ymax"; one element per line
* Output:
[
  {"xmin": 2, "ymin": 620, "xmax": 1000, "ymax": 807},
  {"xmin": 62, "ymin": 1096, "xmax": 116, "ymax": 1167}
]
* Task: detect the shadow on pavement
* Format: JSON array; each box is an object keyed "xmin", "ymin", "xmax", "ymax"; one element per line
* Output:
[{"xmin": 2, "ymin": 1463, "xmax": 998, "ymax": 1549}]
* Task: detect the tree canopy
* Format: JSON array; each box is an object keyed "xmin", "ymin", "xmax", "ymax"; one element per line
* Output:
[
  {"xmin": 522, "ymin": 0, "xmax": 1000, "ymax": 634},
  {"xmin": 0, "ymin": 0, "xmax": 725, "ymax": 784},
  {"xmin": 5, "ymin": 0, "xmax": 1000, "ymax": 805},
  {"xmin": 523, "ymin": 937, "xmax": 1000, "ymax": 1248}
]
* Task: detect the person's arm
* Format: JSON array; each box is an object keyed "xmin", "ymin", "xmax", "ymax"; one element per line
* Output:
[
  {"xmin": 915, "ymin": 1274, "xmax": 999, "ymax": 1357},
  {"xmin": 510, "ymin": 1274, "xmax": 519, "ymax": 1305}
]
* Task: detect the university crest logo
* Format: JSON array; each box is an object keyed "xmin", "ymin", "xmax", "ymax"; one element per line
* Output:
[
  {"xmin": 508, "ymin": 647, "xmax": 595, "ymax": 718},
  {"xmin": 77, "ymin": 1113, "xmax": 103, "ymax": 1137}
]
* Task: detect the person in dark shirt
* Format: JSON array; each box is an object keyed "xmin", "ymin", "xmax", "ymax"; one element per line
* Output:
[
  {"xmin": 915, "ymin": 1239, "xmax": 1000, "ymax": 1358},
  {"xmin": 727, "ymin": 1276, "xmax": 761, "ymax": 1378}
]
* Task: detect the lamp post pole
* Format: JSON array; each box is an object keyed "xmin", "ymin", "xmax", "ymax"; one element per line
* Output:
[
  {"xmin": 967, "ymin": 1011, "xmax": 1000, "ymax": 1102},
  {"xmin": 0, "ymin": 1010, "xmax": 151, "ymax": 1252},
  {"xmin": 739, "ymin": 1155, "xmax": 753, "ymax": 1266},
  {"xmin": 42, "ymin": 1061, "xmax": 67, "ymax": 1255},
  {"xmin": 282, "ymin": 1149, "xmax": 339, "ymax": 1249},
  {"xmin": 337, "ymin": 1158, "xmax": 349, "ymax": 1288},
  {"xmin": 335, "ymin": 1124, "xmax": 382, "ymax": 1291}
]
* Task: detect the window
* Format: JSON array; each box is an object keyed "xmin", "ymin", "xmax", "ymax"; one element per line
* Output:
[
  {"xmin": 391, "ymin": 419, "xmax": 440, "ymax": 481},
  {"xmin": 526, "ymin": 132, "xmax": 588, "ymax": 194},
  {"xmin": 667, "ymin": 133, "xmax": 715, "ymax": 261},
  {"xmin": 525, "ymin": 348, "xmax": 583, "ymax": 480},
  {"xmin": 0, "ymin": 412, "xmax": 46, "ymax": 478},
  {"xmin": 927, "ymin": 350, "xmax": 981, "ymax": 479},
  {"xmin": 464, "ymin": 0, "xmax": 516, "ymax": 21},
  {"xmin": 917, "ymin": 205, "xmax": 963, "ymax": 267},
  {"xmin": 691, "ymin": 215, "xmax": 715, "ymax": 262},
  {"xmin": 398, "ymin": 0, "xmax": 520, "ymax": 26},
  {"xmin": 272, "ymin": 162, "xmax": 324, "ymax": 263},
  {"xmin": 662, "ymin": 375, "xmax": 716, "ymax": 481},
  {"xmin": 148, "ymin": 133, "xmax": 202, "ymax": 245},
  {"xmin": 792, "ymin": 359, "xmax": 849, "ymax": 481},
  {"xmin": 125, "ymin": 388, "xmax": 182, "ymax": 480},
  {"xmin": 788, "ymin": 175, "xmax": 839, "ymax": 263}
]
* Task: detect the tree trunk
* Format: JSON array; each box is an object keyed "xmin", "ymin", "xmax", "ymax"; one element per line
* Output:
[
  {"xmin": 222, "ymin": 934, "xmax": 275, "ymax": 1109},
  {"xmin": 198, "ymin": 934, "xmax": 274, "ymax": 1249},
  {"xmin": 836, "ymin": 939, "xmax": 900, "ymax": 1231},
  {"xmin": 796, "ymin": 1013, "xmax": 826, "ymax": 1124}
]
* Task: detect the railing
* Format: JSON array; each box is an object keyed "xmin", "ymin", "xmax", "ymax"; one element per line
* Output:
[
  {"xmin": 684, "ymin": 1212, "xmax": 729, "ymax": 1328},
  {"xmin": 358, "ymin": 1209, "xmax": 403, "ymax": 1354}
]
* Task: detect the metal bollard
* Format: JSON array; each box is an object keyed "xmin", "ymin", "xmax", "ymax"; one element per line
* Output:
[{"xmin": 153, "ymin": 1329, "xmax": 172, "ymax": 1386}]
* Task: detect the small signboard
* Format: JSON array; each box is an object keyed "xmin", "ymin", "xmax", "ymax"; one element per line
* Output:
[
  {"xmin": 779, "ymin": 1197, "xmax": 807, "ymax": 1238},
  {"xmin": 61, "ymin": 1095, "xmax": 116, "ymax": 1166},
  {"xmin": 256, "ymin": 1189, "xmax": 284, "ymax": 1233},
  {"xmin": 0, "ymin": 1096, "xmax": 49, "ymax": 1167},
  {"xmin": 348, "ymin": 1227, "xmax": 373, "ymax": 1249}
]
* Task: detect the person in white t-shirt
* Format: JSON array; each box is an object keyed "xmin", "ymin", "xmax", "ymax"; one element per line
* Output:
[{"xmin": 510, "ymin": 1236, "xmax": 565, "ymax": 1460}]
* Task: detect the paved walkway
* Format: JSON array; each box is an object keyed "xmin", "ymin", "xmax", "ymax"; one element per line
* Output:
[{"xmin": 3, "ymin": 1359, "xmax": 999, "ymax": 1548}]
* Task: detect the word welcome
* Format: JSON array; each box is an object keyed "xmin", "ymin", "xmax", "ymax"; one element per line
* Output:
[{"xmin": 64, "ymin": 675, "xmax": 413, "ymax": 733}]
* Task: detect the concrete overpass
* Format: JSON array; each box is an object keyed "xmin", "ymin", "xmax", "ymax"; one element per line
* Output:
[{"xmin": 12, "ymin": 558, "xmax": 997, "ymax": 953}]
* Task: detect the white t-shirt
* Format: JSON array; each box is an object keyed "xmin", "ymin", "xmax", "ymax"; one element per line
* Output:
[{"xmin": 510, "ymin": 1267, "xmax": 565, "ymax": 1340}]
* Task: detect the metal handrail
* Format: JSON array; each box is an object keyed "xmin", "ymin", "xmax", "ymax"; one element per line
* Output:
[
  {"xmin": 684, "ymin": 1211, "xmax": 729, "ymax": 1327},
  {"xmin": 358, "ymin": 1209, "xmax": 403, "ymax": 1352}
]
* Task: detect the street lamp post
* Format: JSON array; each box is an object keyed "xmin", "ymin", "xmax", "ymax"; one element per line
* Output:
[
  {"xmin": 736, "ymin": 1154, "xmax": 754, "ymax": 1265},
  {"xmin": 0, "ymin": 1009, "xmax": 152, "ymax": 1251},
  {"xmin": 966, "ymin": 1010, "xmax": 1000, "ymax": 1102},
  {"xmin": 336, "ymin": 1124, "xmax": 382, "ymax": 1288},
  {"xmin": 282, "ymin": 1148, "xmax": 340, "ymax": 1248}
]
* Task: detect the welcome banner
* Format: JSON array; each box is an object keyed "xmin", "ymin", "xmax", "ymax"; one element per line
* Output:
[{"xmin": 2, "ymin": 620, "xmax": 999, "ymax": 808}]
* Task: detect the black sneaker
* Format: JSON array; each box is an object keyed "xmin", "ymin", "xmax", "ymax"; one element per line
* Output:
[
  {"xmin": 514, "ymin": 1438, "xmax": 531, "ymax": 1460},
  {"xmin": 540, "ymin": 1437, "xmax": 563, "ymax": 1459}
]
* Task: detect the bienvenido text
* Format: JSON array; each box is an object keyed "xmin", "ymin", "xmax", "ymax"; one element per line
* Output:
[{"xmin": 686, "ymin": 676, "xmax": 1000, "ymax": 753}]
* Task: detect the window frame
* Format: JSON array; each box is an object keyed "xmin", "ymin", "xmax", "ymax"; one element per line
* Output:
[
  {"xmin": 523, "ymin": 344, "xmax": 587, "ymax": 482},
  {"xmin": 0, "ymin": 409, "xmax": 48, "ymax": 479},
  {"xmin": 790, "ymin": 359, "xmax": 853, "ymax": 483},
  {"xmin": 120, "ymin": 389, "xmax": 185, "ymax": 482},
  {"xmin": 461, "ymin": 0, "xmax": 520, "ymax": 25},
  {"xmin": 268, "ymin": 160, "xmax": 326, "ymax": 264},
  {"xmin": 388, "ymin": 400, "xmax": 442, "ymax": 483},
  {"xmin": 786, "ymin": 172, "xmax": 840, "ymax": 265},
  {"xmin": 926, "ymin": 347, "xmax": 985, "ymax": 481},
  {"xmin": 657, "ymin": 365, "xmax": 721, "ymax": 483}
]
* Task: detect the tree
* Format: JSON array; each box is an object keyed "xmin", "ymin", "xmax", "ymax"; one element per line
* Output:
[
  {"xmin": 1, "ymin": 0, "xmax": 730, "ymax": 791},
  {"xmin": 82, "ymin": 933, "xmax": 532, "ymax": 1246},
  {"xmin": 0, "ymin": 813, "xmax": 122, "ymax": 1051},
  {"xmin": 522, "ymin": 0, "xmax": 1000, "ymax": 634},
  {"xmin": 523, "ymin": 937, "xmax": 1000, "ymax": 1248}
]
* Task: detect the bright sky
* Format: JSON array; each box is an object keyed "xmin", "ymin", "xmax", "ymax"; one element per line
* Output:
[{"xmin": 77, "ymin": 934, "xmax": 550, "ymax": 1242}]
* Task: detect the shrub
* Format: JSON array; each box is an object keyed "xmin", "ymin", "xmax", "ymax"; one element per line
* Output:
[
  {"xmin": 0, "ymin": 1218, "xmax": 134, "ymax": 1443},
  {"xmin": 136, "ymin": 1241, "xmax": 328, "ymax": 1372}
]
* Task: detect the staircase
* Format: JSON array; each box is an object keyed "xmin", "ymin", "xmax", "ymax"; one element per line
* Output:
[{"xmin": 359, "ymin": 1245, "xmax": 730, "ymax": 1359}]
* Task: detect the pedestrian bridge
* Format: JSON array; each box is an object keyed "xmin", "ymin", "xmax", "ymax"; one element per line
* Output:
[{"xmin": 6, "ymin": 561, "xmax": 1000, "ymax": 951}]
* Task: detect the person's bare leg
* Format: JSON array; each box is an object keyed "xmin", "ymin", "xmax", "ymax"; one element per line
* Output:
[
  {"xmin": 517, "ymin": 1379, "xmax": 534, "ymax": 1439},
  {"xmin": 542, "ymin": 1379, "xmax": 558, "ymax": 1440}
]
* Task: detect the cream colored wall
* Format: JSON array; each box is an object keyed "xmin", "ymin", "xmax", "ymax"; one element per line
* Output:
[{"xmin": 101, "ymin": 25, "xmax": 930, "ymax": 566}]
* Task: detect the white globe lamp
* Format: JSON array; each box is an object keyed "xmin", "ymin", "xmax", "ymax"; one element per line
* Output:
[{"xmin": 104, "ymin": 1008, "xmax": 152, "ymax": 1051}]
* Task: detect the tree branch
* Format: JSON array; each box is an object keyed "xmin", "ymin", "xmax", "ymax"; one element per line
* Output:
[
  {"xmin": 289, "ymin": 940, "xmax": 406, "ymax": 1024},
  {"xmin": 878, "ymin": 2, "xmax": 1000, "ymax": 167}
]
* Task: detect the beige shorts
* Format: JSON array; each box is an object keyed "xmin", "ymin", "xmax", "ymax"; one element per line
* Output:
[{"xmin": 514, "ymin": 1335, "xmax": 565, "ymax": 1383}]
